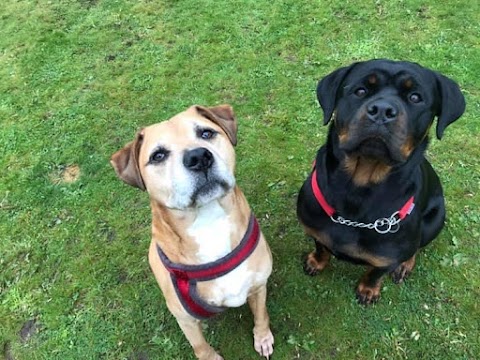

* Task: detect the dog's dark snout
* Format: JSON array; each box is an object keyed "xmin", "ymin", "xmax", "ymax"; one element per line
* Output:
[
  {"xmin": 367, "ymin": 100, "xmax": 398, "ymax": 124},
  {"xmin": 183, "ymin": 147, "xmax": 214, "ymax": 171}
]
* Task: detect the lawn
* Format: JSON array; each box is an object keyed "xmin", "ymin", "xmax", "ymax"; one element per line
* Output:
[{"xmin": 1, "ymin": 0, "xmax": 479, "ymax": 359}]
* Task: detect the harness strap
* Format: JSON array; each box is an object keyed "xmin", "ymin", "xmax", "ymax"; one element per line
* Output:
[
  {"xmin": 157, "ymin": 213, "xmax": 260, "ymax": 319},
  {"xmin": 170, "ymin": 275, "xmax": 225, "ymax": 319}
]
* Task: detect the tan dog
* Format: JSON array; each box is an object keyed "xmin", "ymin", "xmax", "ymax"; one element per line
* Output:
[{"xmin": 110, "ymin": 105, "xmax": 274, "ymax": 360}]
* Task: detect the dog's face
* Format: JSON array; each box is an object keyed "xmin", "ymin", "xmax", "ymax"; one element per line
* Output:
[
  {"xmin": 317, "ymin": 59, "xmax": 465, "ymax": 165},
  {"xmin": 111, "ymin": 105, "xmax": 238, "ymax": 209}
]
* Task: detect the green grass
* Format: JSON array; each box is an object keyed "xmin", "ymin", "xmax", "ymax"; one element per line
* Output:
[{"xmin": 1, "ymin": 0, "xmax": 479, "ymax": 359}]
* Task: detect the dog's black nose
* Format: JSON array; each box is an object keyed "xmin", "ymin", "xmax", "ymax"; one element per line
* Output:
[
  {"xmin": 366, "ymin": 100, "xmax": 398, "ymax": 124},
  {"xmin": 183, "ymin": 148, "xmax": 214, "ymax": 171}
]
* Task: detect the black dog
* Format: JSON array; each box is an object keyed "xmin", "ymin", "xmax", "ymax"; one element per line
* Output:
[{"xmin": 297, "ymin": 59, "xmax": 465, "ymax": 304}]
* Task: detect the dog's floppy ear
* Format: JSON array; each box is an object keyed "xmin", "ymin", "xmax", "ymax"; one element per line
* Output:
[
  {"xmin": 317, "ymin": 63, "xmax": 358, "ymax": 125},
  {"xmin": 194, "ymin": 104, "xmax": 238, "ymax": 146},
  {"xmin": 434, "ymin": 72, "xmax": 466, "ymax": 139},
  {"xmin": 110, "ymin": 130, "xmax": 146, "ymax": 191}
]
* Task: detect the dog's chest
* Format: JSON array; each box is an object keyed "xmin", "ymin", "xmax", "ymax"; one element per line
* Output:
[
  {"xmin": 188, "ymin": 202, "xmax": 234, "ymax": 262},
  {"xmin": 187, "ymin": 203, "xmax": 263, "ymax": 307}
]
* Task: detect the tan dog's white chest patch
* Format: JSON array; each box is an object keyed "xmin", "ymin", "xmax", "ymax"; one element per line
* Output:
[
  {"xmin": 187, "ymin": 201, "xmax": 257, "ymax": 307},
  {"xmin": 188, "ymin": 201, "xmax": 234, "ymax": 262},
  {"xmin": 208, "ymin": 262, "xmax": 256, "ymax": 307}
]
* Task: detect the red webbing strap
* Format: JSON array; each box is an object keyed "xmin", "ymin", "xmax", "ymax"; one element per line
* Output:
[
  {"xmin": 173, "ymin": 276, "xmax": 217, "ymax": 319},
  {"xmin": 182, "ymin": 217, "xmax": 259, "ymax": 280}
]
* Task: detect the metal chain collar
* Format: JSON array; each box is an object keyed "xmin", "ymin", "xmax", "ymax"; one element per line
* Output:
[{"xmin": 330, "ymin": 211, "xmax": 402, "ymax": 234}]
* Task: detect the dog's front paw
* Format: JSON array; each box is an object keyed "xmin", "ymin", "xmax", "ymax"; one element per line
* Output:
[
  {"xmin": 356, "ymin": 282, "xmax": 381, "ymax": 305},
  {"xmin": 303, "ymin": 251, "xmax": 329, "ymax": 276},
  {"xmin": 391, "ymin": 255, "xmax": 416, "ymax": 284},
  {"xmin": 254, "ymin": 330, "xmax": 274, "ymax": 359},
  {"xmin": 391, "ymin": 265, "xmax": 411, "ymax": 284},
  {"xmin": 195, "ymin": 346, "xmax": 224, "ymax": 360},
  {"xmin": 201, "ymin": 352, "xmax": 223, "ymax": 360}
]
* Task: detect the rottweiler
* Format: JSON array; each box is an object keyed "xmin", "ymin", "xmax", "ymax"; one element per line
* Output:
[{"xmin": 297, "ymin": 59, "xmax": 466, "ymax": 304}]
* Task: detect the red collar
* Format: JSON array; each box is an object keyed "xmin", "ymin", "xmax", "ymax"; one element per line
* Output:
[
  {"xmin": 311, "ymin": 167, "xmax": 415, "ymax": 233},
  {"xmin": 157, "ymin": 213, "xmax": 260, "ymax": 319}
]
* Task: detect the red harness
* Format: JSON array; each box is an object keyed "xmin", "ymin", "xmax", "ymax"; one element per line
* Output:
[
  {"xmin": 311, "ymin": 167, "xmax": 415, "ymax": 233},
  {"xmin": 157, "ymin": 213, "xmax": 260, "ymax": 319}
]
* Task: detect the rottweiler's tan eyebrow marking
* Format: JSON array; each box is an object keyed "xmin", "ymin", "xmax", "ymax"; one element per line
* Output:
[
  {"xmin": 403, "ymin": 78, "xmax": 414, "ymax": 89},
  {"xmin": 367, "ymin": 74, "xmax": 378, "ymax": 85}
]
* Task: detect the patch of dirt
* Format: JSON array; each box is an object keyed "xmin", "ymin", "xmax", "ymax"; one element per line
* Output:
[
  {"xmin": 19, "ymin": 319, "xmax": 38, "ymax": 343},
  {"xmin": 128, "ymin": 351, "xmax": 149, "ymax": 360},
  {"xmin": 61, "ymin": 165, "xmax": 80, "ymax": 183},
  {"xmin": 49, "ymin": 164, "xmax": 81, "ymax": 184},
  {"xmin": 3, "ymin": 341, "xmax": 14, "ymax": 360}
]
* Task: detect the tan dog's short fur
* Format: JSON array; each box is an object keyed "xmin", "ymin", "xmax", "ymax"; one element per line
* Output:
[{"xmin": 110, "ymin": 105, "xmax": 274, "ymax": 360}]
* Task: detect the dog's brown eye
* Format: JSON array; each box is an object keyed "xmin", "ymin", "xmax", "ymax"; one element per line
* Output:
[
  {"xmin": 354, "ymin": 87, "xmax": 367, "ymax": 97},
  {"xmin": 409, "ymin": 93, "xmax": 422, "ymax": 103},
  {"xmin": 200, "ymin": 129, "xmax": 216, "ymax": 140},
  {"xmin": 150, "ymin": 149, "xmax": 169, "ymax": 164}
]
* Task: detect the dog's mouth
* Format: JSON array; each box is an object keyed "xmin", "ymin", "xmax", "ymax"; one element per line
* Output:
[
  {"xmin": 342, "ymin": 136, "xmax": 405, "ymax": 165},
  {"xmin": 195, "ymin": 178, "xmax": 228, "ymax": 196},
  {"xmin": 357, "ymin": 138, "xmax": 391, "ymax": 159},
  {"xmin": 190, "ymin": 176, "xmax": 233, "ymax": 207},
  {"xmin": 338, "ymin": 104, "xmax": 411, "ymax": 164}
]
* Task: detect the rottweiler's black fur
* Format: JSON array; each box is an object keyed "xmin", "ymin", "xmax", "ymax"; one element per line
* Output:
[{"xmin": 297, "ymin": 59, "xmax": 465, "ymax": 304}]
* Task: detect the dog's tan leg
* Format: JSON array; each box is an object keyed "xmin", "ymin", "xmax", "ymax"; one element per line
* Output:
[
  {"xmin": 356, "ymin": 266, "xmax": 386, "ymax": 305},
  {"xmin": 303, "ymin": 244, "xmax": 331, "ymax": 276},
  {"xmin": 248, "ymin": 285, "xmax": 274, "ymax": 358},
  {"xmin": 391, "ymin": 253, "xmax": 417, "ymax": 284},
  {"xmin": 301, "ymin": 228, "xmax": 332, "ymax": 276},
  {"xmin": 176, "ymin": 318, "xmax": 223, "ymax": 360}
]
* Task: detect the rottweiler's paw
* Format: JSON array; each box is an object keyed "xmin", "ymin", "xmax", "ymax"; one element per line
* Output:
[
  {"xmin": 356, "ymin": 282, "xmax": 381, "ymax": 305},
  {"xmin": 302, "ymin": 251, "xmax": 329, "ymax": 276},
  {"xmin": 391, "ymin": 266, "xmax": 410, "ymax": 284},
  {"xmin": 391, "ymin": 256, "xmax": 416, "ymax": 284}
]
